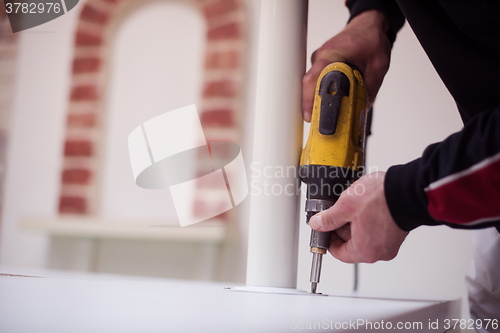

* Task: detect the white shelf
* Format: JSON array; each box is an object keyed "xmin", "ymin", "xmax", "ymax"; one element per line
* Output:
[{"xmin": 20, "ymin": 216, "xmax": 226, "ymax": 242}]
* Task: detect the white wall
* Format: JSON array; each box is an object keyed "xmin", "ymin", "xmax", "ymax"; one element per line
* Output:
[{"xmin": 0, "ymin": 6, "xmax": 77, "ymax": 267}]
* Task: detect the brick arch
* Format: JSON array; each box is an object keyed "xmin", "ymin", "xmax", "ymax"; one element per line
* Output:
[{"xmin": 59, "ymin": 0, "xmax": 246, "ymax": 215}]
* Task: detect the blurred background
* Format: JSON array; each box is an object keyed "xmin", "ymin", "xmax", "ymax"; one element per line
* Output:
[{"xmin": 0, "ymin": 0, "xmax": 471, "ymax": 318}]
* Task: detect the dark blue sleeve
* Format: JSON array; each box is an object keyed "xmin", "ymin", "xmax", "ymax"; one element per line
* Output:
[{"xmin": 385, "ymin": 106, "xmax": 500, "ymax": 232}]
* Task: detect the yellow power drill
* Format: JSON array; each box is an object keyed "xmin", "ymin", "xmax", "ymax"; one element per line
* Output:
[{"xmin": 299, "ymin": 62, "xmax": 368, "ymax": 294}]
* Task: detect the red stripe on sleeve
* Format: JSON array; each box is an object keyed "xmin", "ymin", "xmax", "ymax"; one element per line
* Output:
[{"xmin": 425, "ymin": 157, "xmax": 500, "ymax": 225}]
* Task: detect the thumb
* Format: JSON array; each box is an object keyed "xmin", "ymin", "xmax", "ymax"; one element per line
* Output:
[{"xmin": 309, "ymin": 201, "xmax": 351, "ymax": 232}]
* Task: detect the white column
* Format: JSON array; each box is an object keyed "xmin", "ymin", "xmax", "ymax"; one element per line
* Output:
[{"xmin": 246, "ymin": 0, "xmax": 308, "ymax": 288}]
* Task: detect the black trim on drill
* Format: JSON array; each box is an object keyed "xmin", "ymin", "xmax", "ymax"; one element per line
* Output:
[{"xmin": 319, "ymin": 71, "xmax": 350, "ymax": 136}]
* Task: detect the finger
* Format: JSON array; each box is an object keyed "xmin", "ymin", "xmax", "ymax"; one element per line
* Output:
[
  {"xmin": 309, "ymin": 200, "xmax": 352, "ymax": 232},
  {"xmin": 334, "ymin": 223, "xmax": 351, "ymax": 242},
  {"xmin": 328, "ymin": 236, "xmax": 359, "ymax": 263},
  {"xmin": 310, "ymin": 50, "xmax": 319, "ymax": 64},
  {"xmin": 301, "ymin": 58, "xmax": 331, "ymax": 122}
]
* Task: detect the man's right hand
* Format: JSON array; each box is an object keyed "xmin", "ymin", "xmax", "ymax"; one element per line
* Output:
[{"xmin": 302, "ymin": 9, "xmax": 392, "ymax": 122}]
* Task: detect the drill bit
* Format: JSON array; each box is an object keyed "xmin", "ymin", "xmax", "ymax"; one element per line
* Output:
[
  {"xmin": 310, "ymin": 252, "xmax": 323, "ymax": 293},
  {"xmin": 308, "ymin": 227, "xmax": 330, "ymax": 294}
]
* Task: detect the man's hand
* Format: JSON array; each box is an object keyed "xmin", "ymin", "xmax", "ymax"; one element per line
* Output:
[
  {"xmin": 309, "ymin": 172, "xmax": 409, "ymax": 263},
  {"xmin": 302, "ymin": 10, "xmax": 392, "ymax": 122}
]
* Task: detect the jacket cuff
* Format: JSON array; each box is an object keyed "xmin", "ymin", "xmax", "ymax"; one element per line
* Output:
[
  {"xmin": 385, "ymin": 159, "xmax": 440, "ymax": 231},
  {"xmin": 346, "ymin": 0, "xmax": 405, "ymax": 45}
]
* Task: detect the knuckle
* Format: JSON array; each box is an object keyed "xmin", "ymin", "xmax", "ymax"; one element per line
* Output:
[
  {"xmin": 370, "ymin": 250, "xmax": 384, "ymax": 263},
  {"xmin": 303, "ymin": 73, "xmax": 315, "ymax": 85},
  {"xmin": 370, "ymin": 55, "xmax": 390, "ymax": 73},
  {"xmin": 362, "ymin": 253, "xmax": 378, "ymax": 264},
  {"xmin": 381, "ymin": 248, "xmax": 398, "ymax": 261},
  {"xmin": 310, "ymin": 50, "xmax": 318, "ymax": 63},
  {"xmin": 311, "ymin": 50, "xmax": 333, "ymax": 67}
]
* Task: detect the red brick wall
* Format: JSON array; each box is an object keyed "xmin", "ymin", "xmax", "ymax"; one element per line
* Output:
[{"xmin": 59, "ymin": 0, "xmax": 246, "ymax": 219}]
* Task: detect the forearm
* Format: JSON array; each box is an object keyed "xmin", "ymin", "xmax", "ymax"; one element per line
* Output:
[
  {"xmin": 385, "ymin": 107, "xmax": 500, "ymax": 231},
  {"xmin": 346, "ymin": 0, "xmax": 405, "ymax": 44}
]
